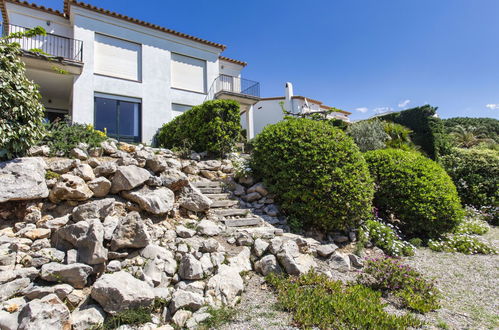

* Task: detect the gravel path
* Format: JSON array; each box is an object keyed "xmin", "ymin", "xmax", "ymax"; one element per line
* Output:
[
  {"xmin": 404, "ymin": 226, "xmax": 499, "ymax": 330},
  {"xmin": 218, "ymin": 273, "xmax": 297, "ymax": 330}
]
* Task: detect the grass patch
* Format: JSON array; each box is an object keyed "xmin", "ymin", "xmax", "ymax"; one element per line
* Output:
[
  {"xmin": 95, "ymin": 307, "xmax": 152, "ymax": 330},
  {"xmin": 45, "ymin": 170, "xmax": 60, "ymax": 180},
  {"xmin": 198, "ymin": 306, "xmax": 237, "ymax": 329},
  {"xmin": 267, "ymin": 271, "xmax": 422, "ymax": 329}
]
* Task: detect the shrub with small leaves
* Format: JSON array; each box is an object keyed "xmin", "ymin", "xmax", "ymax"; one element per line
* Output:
[
  {"xmin": 358, "ymin": 257, "xmax": 440, "ymax": 313},
  {"xmin": 347, "ymin": 118, "xmax": 389, "ymax": 152},
  {"xmin": 360, "ymin": 218, "xmax": 415, "ymax": 257},
  {"xmin": 267, "ymin": 271, "xmax": 422, "ymax": 329},
  {"xmin": 42, "ymin": 120, "xmax": 107, "ymax": 156},
  {"xmin": 428, "ymin": 234, "xmax": 497, "ymax": 255},
  {"xmin": 454, "ymin": 207, "xmax": 490, "ymax": 235}
]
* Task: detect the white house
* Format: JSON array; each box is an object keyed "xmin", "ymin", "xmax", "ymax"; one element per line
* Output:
[
  {"xmin": 250, "ymin": 82, "xmax": 351, "ymax": 136},
  {"xmin": 0, "ymin": 0, "xmax": 260, "ymax": 143}
]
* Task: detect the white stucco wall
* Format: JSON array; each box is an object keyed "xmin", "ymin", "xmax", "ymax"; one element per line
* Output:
[
  {"xmin": 70, "ymin": 6, "xmax": 222, "ymax": 143},
  {"xmin": 253, "ymin": 99, "xmax": 287, "ymax": 136},
  {"xmin": 219, "ymin": 60, "xmax": 243, "ymax": 78},
  {"xmin": 5, "ymin": 3, "xmax": 72, "ymax": 37}
]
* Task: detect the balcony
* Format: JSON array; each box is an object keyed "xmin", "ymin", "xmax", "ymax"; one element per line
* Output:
[
  {"xmin": 206, "ymin": 74, "xmax": 260, "ymax": 104},
  {"xmin": 2, "ymin": 24, "xmax": 83, "ymax": 63}
]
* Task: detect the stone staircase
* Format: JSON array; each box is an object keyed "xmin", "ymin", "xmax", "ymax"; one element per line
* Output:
[{"xmin": 193, "ymin": 181, "xmax": 263, "ymax": 227}]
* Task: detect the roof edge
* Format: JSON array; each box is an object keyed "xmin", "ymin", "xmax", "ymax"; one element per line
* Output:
[
  {"xmin": 219, "ymin": 56, "xmax": 247, "ymax": 67},
  {"xmin": 70, "ymin": 1, "xmax": 227, "ymax": 51},
  {"xmin": 2, "ymin": 0, "xmax": 66, "ymax": 18}
]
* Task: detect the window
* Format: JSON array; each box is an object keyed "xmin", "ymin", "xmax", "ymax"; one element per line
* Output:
[
  {"xmin": 172, "ymin": 103, "xmax": 192, "ymax": 118},
  {"xmin": 94, "ymin": 34, "xmax": 141, "ymax": 81},
  {"xmin": 94, "ymin": 94, "xmax": 141, "ymax": 142},
  {"xmin": 171, "ymin": 53, "xmax": 206, "ymax": 93}
]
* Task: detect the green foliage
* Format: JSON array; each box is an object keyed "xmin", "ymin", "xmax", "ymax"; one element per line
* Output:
[
  {"xmin": 428, "ymin": 234, "xmax": 497, "ymax": 255},
  {"xmin": 454, "ymin": 207, "xmax": 491, "ymax": 235},
  {"xmin": 0, "ymin": 28, "xmax": 46, "ymax": 160},
  {"xmin": 251, "ymin": 118, "xmax": 374, "ymax": 231},
  {"xmin": 360, "ymin": 219, "xmax": 415, "ymax": 256},
  {"xmin": 42, "ymin": 120, "xmax": 107, "ymax": 156},
  {"xmin": 378, "ymin": 105, "xmax": 452, "ymax": 159},
  {"xmin": 448, "ymin": 125, "xmax": 495, "ymax": 149},
  {"xmin": 358, "ymin": 257, "xmax": 440, "ymax": 313},
  {"xmin": 443, "ymin": 117, "xmax": 499, "ymax": 143},
  {"xmin": 383, "ymin": 121, "xmax": 416, "ymax": 150},
  {"xmin": 198, "ymin": 306, "xmax": 238, "ymax": 329},
  {"xmin": 440, "ymin": 148, "xmax": 499, "ymax": 208},
  {"xmin": 364, "ymin": 149, "xmax": 464, "ymax": 239},
  {"xmin": 99, "ymin": 307, "xmax": 152, "ymax": 329},
  {"xmin": 156, "ymin": 99, "xmax": 241, "ymax": 156},
  {"xmin": 45, "ymin": 170, "xmax": 60, "ymax": 180},
  {"xmin": 347, "ymin": 119, "xmax": 389, "ymax": 152},
  {"xmin": 267, "ymin": 271, "xmax": 423, "ymax": 329}
]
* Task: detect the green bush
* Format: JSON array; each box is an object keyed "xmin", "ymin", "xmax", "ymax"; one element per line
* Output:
[
  {"xmin": 0, "ymin": 29, "xmax": 46, "ymax": 160},
  {"xmin": 440, "ymin": 148, "xmax": 499, "ymax": 208},
  {"xmin": 156, "ymin": 99, "xmax": 241, "ymax": 156},
  {"xmin": 358, "ymin": 257, "xmax": 440, "ymax": 313},
  {"xmin": 378, "ymin": 105, "xmax": 452, "ymax": 159},
  {"xmin": 383, "ymin": 121, "xmax": 416, "ymax": 150},
  {"xmin": 346, "ymin": 119, "xmax": 389, "ymax": 152},
  {"xmin": 443, "ymin": 117, "xmax": 499, "ymax": 143},
  {"xmin": 360, "ymin": 219, "xmax": 415, "ymax": 256},
  {"xmin": 267, "ymin": 271, "xmax": 422, "ymax": 329},
  {"xmin": 42, "ymin": 120, "xmax": 107, "ymax": 156},
  {"xmin": 251, "ymin": 118, "xmax": 374, "ymax": 231},
  {"xmin": 364, "ymin": 149, "xmax": 464, "ymax": 238}
]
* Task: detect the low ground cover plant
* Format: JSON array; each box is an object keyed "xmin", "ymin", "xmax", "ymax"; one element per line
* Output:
[
  {"xmin": 428, "ymin": 234, "xmax": 497, "ymax": 255},
  {"xmin": 359, "ymin": 218, "xmax": 415, "ymax": 256},
  {"xmin": 251, "ymin": 118, "xmax": 374, "ymax": 232},
  {"xmin": 156, "ymin": 99, "xmax": 241, "ymax": 156},
  {"xmin": 439, "ymin": 148, "xmax": 499, "ymax": 208},
  {"xmin": 454, "ymin": 207, "xmax": 491, "ymax": 235},
  {"xmin": 267, "ymin": 271, "xmax": 422, "ymax": 329},
  {"xmin": 364, "ymin": 149, "xmax": 464, "ymax": 239},
  {"xmin": 42, "ymin": 120, "xmax": 107, "ymax": 156},
  {"xmin": 358, "ymin": 257, "xmax": 440, "ymax": 313}
]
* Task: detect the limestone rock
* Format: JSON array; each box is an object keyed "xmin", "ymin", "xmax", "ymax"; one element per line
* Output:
[
  {"xmin": 196, "ymin": 220, "xmax": 220, "ymax": 236},
  {"xmin": 110, "ymin": 211, "xmax": 150, "ymax": 250},
  {"xmin": 94, "ymin": 162, "xmax": 118, "ymax": 177},
  {"xmin": 172, "ymin": 309, "xmax": 192, "ymax": 327},
  {"xmin": 91, "ymin": 271, "xmax": 154, "ymax": 314},
  {"xmin": 72, "ymin": 164, "xmax": 95, "ymax": 181},
  {"xmin": 178, "ymin": 184, "xmax": 212, "ymax": 212},
  {"xmin": 0, "ymin": 157, "xmax": 48, "ymax": 203},
  {"xmin": 255, "ymin": 255, "xmax": 282, "ymax": 276},
  {"xmin": 178, "ymin": 254, "xmax": 204, "ymax": 280},
  {"xmin": 70, "ymin": 305, "xmax": 105, "ymax": 330},
  {"xmin": 169, "ymin": 290, "xmax": 204, "ymax": 314},
  {"xmin": 88, "ymin": 177, "xmax": 112, "ymax": 197},
  {"xmin": 206, "ymin": 265, "xmax": 244, "ymax": 306},
  {"xmin": 0, "ymin": 278, "xmax": 31, "ymax": 301},
  {"xmin": 48, "ymin": 159, "xmax": 77, "ymax": 174},
  {"xmin": 329, "ymin": 251, "xmax": 351, "ymax": 272},
  {"xmin": 160, "ymin": 169, "xmax": 188, "ymax": 191},
  {"xmin": 49, "ymin": 174, "xmax": 93, "ymax": 203},
  {"xmin": 40, "ymin": 262, "xmax": 93, "ymax": 289},
  {"xmin": 122, "ymin": 186, "xmax": 174, "ymax": 215},
  {"xmin": 72, "ymin": 198, "xmax": 115, "ymax": 222},
  {"xmin": 316, "ymin": 244, "xmax": 338, "ymax": 258},
  {"xmin": 247, "ymin": 183, "xmax": 268, "ymax": 196},
  {"xmin": 77, "ymin": 219, "xmax": 108, "ymax": 265},
  {"xmin": 70, "ymin": 148, "xmax": 88, "ymax": 161},
  {"xmin": 18, "ymin": 294, "xmax": 71, "ymax": 330},
  {"xmin": 110, "ymin": 165, "xmax": 150, "ymax": 193}
]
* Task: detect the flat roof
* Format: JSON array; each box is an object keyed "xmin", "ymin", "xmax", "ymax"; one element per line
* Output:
[{"xmin": 259, "ymin": 96, "xmax": 352, "ymax": 115}]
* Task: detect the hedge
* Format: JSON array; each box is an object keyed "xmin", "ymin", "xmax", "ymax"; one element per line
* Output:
[
  {"xmin": 440, "ymin": 148, "xmax": 499, "ymax": 208},
  {"xmin": 364, "ymin": 149, "xmax": 464, "ymax": 238},
  {"xmin": 251, "ymin": 118, "xmax": 374, "ymax": 231},
  {"xmin": 156, "ymin": 99, "xmax": 241, "ymax": 156},
  {"xmin": 378, "ymin": 105, "xmax": 451, "ymax": 160}
]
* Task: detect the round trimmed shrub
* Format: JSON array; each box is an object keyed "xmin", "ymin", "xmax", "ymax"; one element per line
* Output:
[
  {"xmin": 440, "ymin": 148, "xmax": 498, "ymax": 208},
  {"xmin": 364, "ymin": 149, "xmax": 464, "ymax": 238},
  {"xmin": 251, "ymin": 118, "xmax": 374, "ymax": 231}
]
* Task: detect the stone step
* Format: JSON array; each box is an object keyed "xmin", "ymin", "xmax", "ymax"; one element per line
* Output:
[
  {"xmin": 210, "ymin": 200, "xmax": 239, "ymax": 208},
  {"xmin": 223, "ymin": 217, "xmax": 262, "ymax": 227},
  {"xmin": 205, "ymin": 193, "xmax": 231, "ymax": 200},
  {"xmin": 212, "ymin": 209, "xmax": 250, "ymax": 217},
  {"xmin": 193, "ymin": 181, "xmax": 222, "ymax": 188},
  {"xmin": 199, "ymin": 187, "xmax": 224, "ymax": 194}
]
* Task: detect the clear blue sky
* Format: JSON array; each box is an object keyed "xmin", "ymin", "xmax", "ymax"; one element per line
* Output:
[{"xmin": 6, "ymin": 0, "xmax": 499, "ymax": 120}]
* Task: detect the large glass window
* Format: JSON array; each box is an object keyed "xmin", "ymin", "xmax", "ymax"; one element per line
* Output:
[{"xmin": 94, "ymin": 95, "xmax": 141, "ymax": 142}]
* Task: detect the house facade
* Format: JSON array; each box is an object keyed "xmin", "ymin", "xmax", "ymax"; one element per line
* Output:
[
  {"xmin": 251, "ymin": 82, "xmax": 351, "ymax": 136},
  {"xmin": 0, "ymin": 0, "xmax": 260, "ymax": 143}
]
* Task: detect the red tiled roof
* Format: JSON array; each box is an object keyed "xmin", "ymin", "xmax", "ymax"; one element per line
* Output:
[{"xmin": 219, "ymin": 56, "xmax": 247, "ymax": 67}]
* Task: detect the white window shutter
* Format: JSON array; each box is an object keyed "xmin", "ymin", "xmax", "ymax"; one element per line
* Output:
[
  {"xmin": 171, "ymin": 53, "xmax": 206, "ymax": 93},
  {"xmin": 94, "ymin": 34, "xmax": 141, "ymax": 81}
]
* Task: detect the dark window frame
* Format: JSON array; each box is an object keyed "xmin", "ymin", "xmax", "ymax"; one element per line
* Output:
[{"xmin": 94, "ymin": 96, "xmax": 142, "ymax": 143}]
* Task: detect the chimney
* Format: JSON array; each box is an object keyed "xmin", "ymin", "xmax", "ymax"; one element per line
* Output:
[{"xmin": 285, "ymin": 82, "xmax": 293, "ymax": 101}]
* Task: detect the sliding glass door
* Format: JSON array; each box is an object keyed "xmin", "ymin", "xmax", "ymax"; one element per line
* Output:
[{"xmin": 94, "ymin": 95, "xmax": 141, "ymax": 142}]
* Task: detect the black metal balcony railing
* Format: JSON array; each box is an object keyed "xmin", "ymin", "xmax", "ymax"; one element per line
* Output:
[
  {"xmin": 2, "ymin": 24, "xmax": 83, "ymax": 62},
  {"xmin": 206, "ymin": 74, "xmax": 260, "ymax": 101}
]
